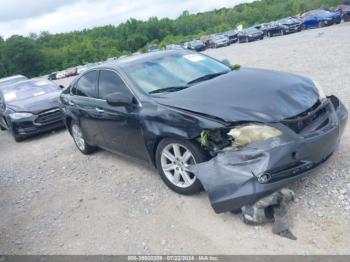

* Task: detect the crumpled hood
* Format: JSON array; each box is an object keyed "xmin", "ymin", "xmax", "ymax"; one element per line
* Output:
[
  {"xmin": 7, "ymin": 91, "xmax": 61, "ymax": 114},
  {"xmin": 153, "ymin": 68, "xmax": 319, "ymax": 123}
]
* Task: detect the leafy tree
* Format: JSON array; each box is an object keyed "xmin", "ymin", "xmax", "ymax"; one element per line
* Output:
[{"xmin": 1, "ymin": 35, "xmax": 43, "ymax": 77}]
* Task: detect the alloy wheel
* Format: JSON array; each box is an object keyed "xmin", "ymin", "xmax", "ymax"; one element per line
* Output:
[
  {"xmin": 72, "ymin": 124, "xmax": 86, "ymax": 151},
  {"xmin": 160, "ymin": 143, "xmax": 197, "ymax": 188}
]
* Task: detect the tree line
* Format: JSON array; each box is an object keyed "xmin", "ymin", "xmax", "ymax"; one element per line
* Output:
[{"xmin": 0, "ymin": 0, "xmax": 347, "ymax": 78}]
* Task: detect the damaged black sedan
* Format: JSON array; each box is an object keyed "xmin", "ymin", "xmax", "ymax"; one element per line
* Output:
[{"xmin": 59, "ymin": 50, "xmax": 347, "ymax": 213}]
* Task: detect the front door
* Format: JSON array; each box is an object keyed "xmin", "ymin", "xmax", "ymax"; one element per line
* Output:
[{"xmin": 95, "ymin": 70, "xmax": 149, "ymax": 161}]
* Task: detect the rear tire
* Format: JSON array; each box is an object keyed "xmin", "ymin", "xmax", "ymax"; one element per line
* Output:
[
  {"xmin": 71, "ymin": 121, "xmax": 97, "ymax": 154},
  {"xmin": 155, "ymin": 138, "xmax": 208, "ymax": 195}
]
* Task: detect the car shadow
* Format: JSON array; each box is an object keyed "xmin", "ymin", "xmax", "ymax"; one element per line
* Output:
[
  {"xmin": 19, "ymin": 126, "xmax": 68, "ymax": 143},
  {"xmin": 95, "ymin": 148, "xmax": 157, "ymax": 173}
]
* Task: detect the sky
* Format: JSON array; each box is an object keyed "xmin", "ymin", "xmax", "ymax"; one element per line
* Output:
[{"xmin": 0, "ymin": 0, "xmax": 255, "ymax": 38}]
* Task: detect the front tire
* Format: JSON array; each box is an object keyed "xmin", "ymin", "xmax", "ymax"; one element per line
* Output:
[
  {"xmin": 12, "ymin": 132, "xmax": 24, "ymax": 142},
  {"xmin": 156, "ymin": 138, "xmax": 208, "ymax": 195},
  {"xmin": 71, "ymin": 121, "xmax": 97, "ymax": 154}
]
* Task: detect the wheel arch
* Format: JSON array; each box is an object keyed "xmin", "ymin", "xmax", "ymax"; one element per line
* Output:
[{"xmin": 147, "ymin": 134, "xmax": 207, "ymax": 168}]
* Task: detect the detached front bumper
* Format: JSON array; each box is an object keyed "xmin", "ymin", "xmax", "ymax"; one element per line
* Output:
[{"xmin": 191, "ymin": 96, "xmax": 348, "ymax": 213}]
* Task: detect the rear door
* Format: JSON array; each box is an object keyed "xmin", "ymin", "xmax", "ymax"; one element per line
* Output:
[
  {"xmin": 95, "ymin": 69, "xmax": 149, "ymax": 161},
  {"xmin": 0, "ymin": 93, "xmax": 7, "ymax": 129},
  {"xmin": 69, "ymin": 70, "xmax": 104, "ymax": 145}
]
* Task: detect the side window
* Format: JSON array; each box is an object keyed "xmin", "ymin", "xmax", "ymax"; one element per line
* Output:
[
  {"xmin": 98, "ymin": 70, "xmax": 131, "ymax": 100},
  {"xmin": 76, "ymin": 71, "xmax": 98, "ymax": 98}
]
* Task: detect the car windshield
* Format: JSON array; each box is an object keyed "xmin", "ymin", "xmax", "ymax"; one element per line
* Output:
[
  {"xmin": 315, "ymin": 10, "xmax": 331, "ymax": 15},
  {"xmin": 306, "ymin": 10, "xmax": 330, "ymax": 16},
  {"xmin": 279, "ymin": 18, "xmax": 297, "ymax": 23},
  {"xmin": 214, "ymin": 35, "xmax": 226, "ymax": 40},
  {"xmin": 246, "ymin": 28, "xmax": 260, "ymax": 33},
  {"xmin": 124, "ymin": 53, "xmax": 231, "ymax": 94},
  {"xmin": 2, "ymin": 80, "xmax": 59, "ymax": 102}
]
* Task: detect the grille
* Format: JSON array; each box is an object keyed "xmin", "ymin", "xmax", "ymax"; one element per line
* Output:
[
  {"xmin": 35, "ymin": 108, "xmax": 63, "ymax": 125},
  {"xmin": 266, "ymin": 153, "xmax": 332, "ymax": 183},
  {"xmin": 281, "ymin": 100, "xmax": 329, "ymax": 134}
]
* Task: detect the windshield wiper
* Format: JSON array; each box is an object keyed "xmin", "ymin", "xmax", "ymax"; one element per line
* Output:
[
  {"xmin": 187, "ymin": 72, "xmax": 228, "ymax": 85},
  {"xmin": 149, "ymin": 86, "xmax": 189, "ymax": 94}
]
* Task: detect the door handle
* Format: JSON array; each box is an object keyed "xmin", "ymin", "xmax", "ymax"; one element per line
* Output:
[{"xmin": 95, "ymin": 108, "xmax": 104, "ymax": 113}]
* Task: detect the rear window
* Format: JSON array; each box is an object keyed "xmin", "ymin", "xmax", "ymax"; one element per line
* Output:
[{"xmin": 75, "ymin": 71, "xmax": 98, "ymax": 98}]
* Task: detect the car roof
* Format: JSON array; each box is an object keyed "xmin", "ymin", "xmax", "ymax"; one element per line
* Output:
[{"xmin": 92, "ymin": 49, "xmax": 194, "ymax": 70}]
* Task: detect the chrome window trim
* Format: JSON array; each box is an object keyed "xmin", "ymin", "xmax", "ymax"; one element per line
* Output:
[{"xmin": 70, "ymin": 68, "xmax": 142, "ymax": 107}]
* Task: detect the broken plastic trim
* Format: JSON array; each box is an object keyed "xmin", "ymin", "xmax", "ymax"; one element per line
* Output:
[{"xmin": 189, "ymin": 96, "xmax": 347, "ymax": 214}]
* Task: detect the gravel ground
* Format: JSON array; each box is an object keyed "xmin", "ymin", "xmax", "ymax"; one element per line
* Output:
[{"xmin": 1, "ymin": 23, "xmax": 350, "ymax": 255}]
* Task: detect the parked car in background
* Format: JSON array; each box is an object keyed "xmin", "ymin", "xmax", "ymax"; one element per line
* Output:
[
  {"xmin": 223, "ymin": 30, "xmax": 238, "ymax": 44},
  {"xmin": 301, "ymin": 9, "xmax": 341, "ymax": 29},
  {"xmin": 48, "ymin": 72, "xmax": 57, "ymax": 80},
  {"xmin": 336, "ymin": 5, "xmax": 350, "ymax": 22},
  {"xmin": 65, "ymin": 67, "xmax": 78, "ymax": 77},
  {"xmin": 0, "ymin": 79, "xmax": 64, "ymax": 141},
  {"xmin": 254, "ymin": 23, "xmax": 270, "ymax": 35},
  {"xmin": 147, "ymin": 44, "xmax": 160, "ymax": 52},
  {"xmin": 182, "ymin": 42, "xmax": 191, "ymax": 49},
  {"xmin": 56, "ymin": 71, "xmax": 67, "ymax": 79},
  {"xmin": 77, "ymin": 66, "xmax": 88, "ymax": 75},
  {"xmin": 188, "ymin": 40, "xmax": 206, "ymax": 51},
  {"xmin": 200, "ymin": 35, "xmax": 210, "ymax": 47},
  {"xmin": 208, "ymin": 34, "xmax": 230, "ymax": 48},
  {"xmin": 59, "ymin": 50, "xmax": 347, "ymax": 213},
  {"xmin": 276, "ymin": 17, "xmax": 302, "ymax": 34},
  {"xmin": 256, "ymin": 22, "xmax": 286, "ymax": 37},
  {"xmin": 165, "ymin": 44, "xmax": 183, "ymax": 50},
  {"xmin": 238, "ymin": 27, "xmax": 264, "ymax": 43},
  {"xmin": 0, "ymin": 75, "xmax": 28, "ymax": 87}
]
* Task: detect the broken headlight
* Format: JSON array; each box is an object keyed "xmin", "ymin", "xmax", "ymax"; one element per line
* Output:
[
  {"xmin": 228, "ymin": 124, "xmax": 282, "ymax": 147},
  {"xmin": 9, "ymin": 112, "xmax": 34, "ymax": 120},
  {"xmin": 313, "ymin": 81, "xmax": 326, "ymax": 100}
]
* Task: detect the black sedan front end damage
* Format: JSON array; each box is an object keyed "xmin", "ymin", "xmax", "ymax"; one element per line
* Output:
[{"xmin": 190, "ymin": 96, "xmax": 347, "ymax": 213}]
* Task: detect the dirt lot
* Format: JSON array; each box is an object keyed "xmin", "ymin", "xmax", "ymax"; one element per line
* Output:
[{"xmin": 1, "ymin": 23, "xmax": 350, "ymax": 255}]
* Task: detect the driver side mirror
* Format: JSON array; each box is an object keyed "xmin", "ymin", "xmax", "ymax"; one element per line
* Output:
[
  {"xmin": 106, "ymin": 92, "xmax": 133, "ymax": 107},
  {"xmin": 221, "ymin": 59, "xmax": 231, "ymax": 67},
  {"xmin": 59, "ymin": 85, "xmax": 65, "ymax": 89}
]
